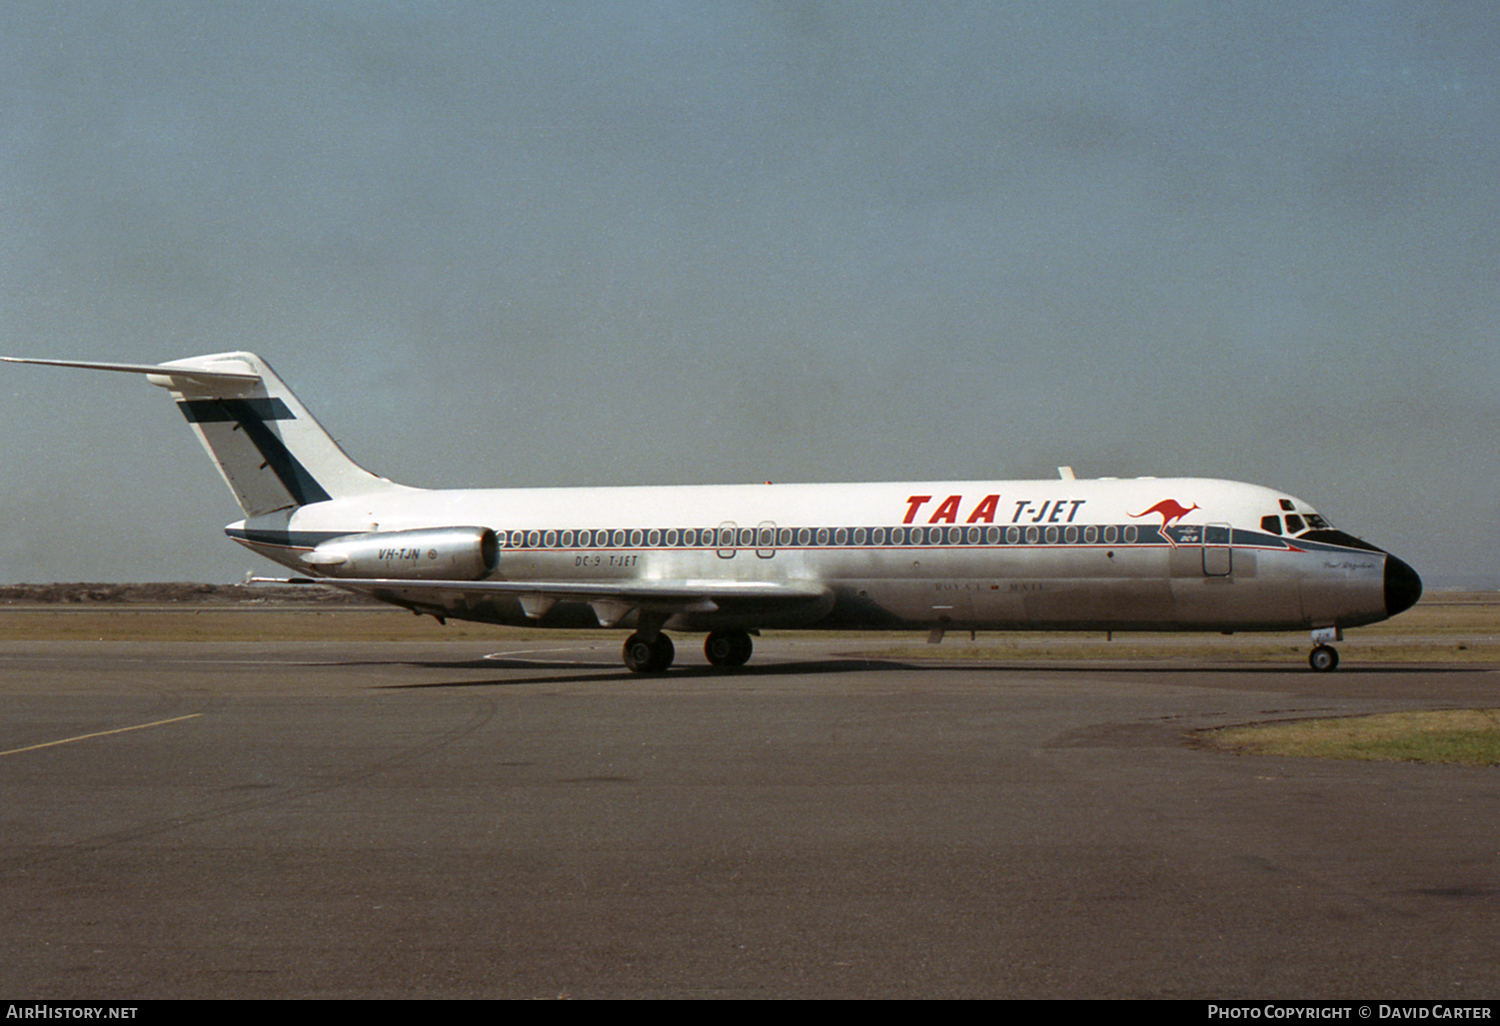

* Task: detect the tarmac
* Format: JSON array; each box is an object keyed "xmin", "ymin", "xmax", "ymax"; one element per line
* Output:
[{"xmin": 1, "ymin": 634, "xmax": 1497, "ymax": 998}]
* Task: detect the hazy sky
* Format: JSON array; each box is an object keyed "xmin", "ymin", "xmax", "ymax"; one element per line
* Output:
[{"xmin": 2, "ymin": 1, "xmax": 1496, "ymax": 587}]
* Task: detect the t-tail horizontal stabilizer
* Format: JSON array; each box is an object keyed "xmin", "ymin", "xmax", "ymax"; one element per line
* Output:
[{"xmin": 1, "ymin": 352, "xmax": 402, "ymax": 516}]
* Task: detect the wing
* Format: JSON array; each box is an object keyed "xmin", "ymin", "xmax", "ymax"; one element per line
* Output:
[{"xmin": 261, "ymin": 576, "xmax": 834, "ymax": 626}]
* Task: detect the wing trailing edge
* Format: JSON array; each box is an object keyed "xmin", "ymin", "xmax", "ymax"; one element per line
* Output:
[{"xmin": 264, "ymin": 576, "xmax": 834, "ymax": 626}]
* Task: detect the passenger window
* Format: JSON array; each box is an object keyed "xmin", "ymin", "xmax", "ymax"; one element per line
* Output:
[{"xmin": 1261, "ymin": 516, "xmax": 1282, "ymax": 535}]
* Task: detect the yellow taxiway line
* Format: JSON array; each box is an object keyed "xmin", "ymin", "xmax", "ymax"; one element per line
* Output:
[{"xmin": 0, "ymin": 713, "xmax": 203, "ymax": 757}]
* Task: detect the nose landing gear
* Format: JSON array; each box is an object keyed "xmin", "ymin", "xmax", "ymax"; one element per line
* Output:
[
  {"xmin": 1308, "ymin": 645, "xmax": 1340, "ymax": 672},
  {"xmin": 1308, "ymin": 627, "xmax": 1342, "ymax": 672}
]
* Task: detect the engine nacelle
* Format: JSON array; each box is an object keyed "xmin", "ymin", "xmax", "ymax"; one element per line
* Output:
[{"xmin": 301, "ymin": 526, "xmax": 499, "ymax": 581}]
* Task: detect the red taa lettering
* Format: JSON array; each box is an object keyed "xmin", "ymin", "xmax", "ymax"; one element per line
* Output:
[
  {"xmin": 928, "ymin": 495, "xmax": 962, "ymax": 524},
  {"xmin": 903, "ymin": 495, "xmax": 932, "ymax": 524},
  {"xmin": 965, "ymin": 494, "xmax": 1000, "ymax": 524}
]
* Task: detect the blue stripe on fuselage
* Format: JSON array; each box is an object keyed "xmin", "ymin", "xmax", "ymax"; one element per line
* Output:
[{"xmin": 226, "ymin": 524, "xmax": 1368, "ymax": 557}]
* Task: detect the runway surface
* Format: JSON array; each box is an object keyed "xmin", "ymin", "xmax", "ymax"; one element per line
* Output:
[{"xmin": 1, "ymin": 634, "xmax": 1497, "ymax": 998}]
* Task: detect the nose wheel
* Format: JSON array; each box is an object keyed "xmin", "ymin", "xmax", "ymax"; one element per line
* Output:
[
  {"xmin": 1307, "ymin": 627, "xmax": 1342, "ymax": 672},
  {"xmin": 1308, "ymin": 644, "xmax": 1340, "ymax": 672}
]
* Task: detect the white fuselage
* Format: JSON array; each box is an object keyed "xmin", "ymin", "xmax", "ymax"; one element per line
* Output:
[
  {"xmin": 228, "ymin": 476, "xmax": 1398, "ymax": 635},
  {"xmin": 7, "ymin": 351, "xmax": 1421, "ymax": 671}
]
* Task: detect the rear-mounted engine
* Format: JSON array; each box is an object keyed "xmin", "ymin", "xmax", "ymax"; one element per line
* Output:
[{"xmin": 301, "ymin": 526, "xmax": 499, "ymax": 580}]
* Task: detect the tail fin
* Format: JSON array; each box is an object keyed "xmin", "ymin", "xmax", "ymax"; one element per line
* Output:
[{"xmin": 3, "ymin": 352, "xmax": 398, "ymax": 516}]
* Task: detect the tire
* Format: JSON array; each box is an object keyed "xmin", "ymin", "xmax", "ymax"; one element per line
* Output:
[
  {"xmin": 624, "ymin": 632, "xmax": 673, "ymax": 673},
  {"xmin": 650, "ymin": 633, "xmax": 675, "ymax": 671},
  {"xmin": 1308, "ymin": 645, "xmax": 1339, "ymax": 672},
  {"xmin": 704, "ymin": 629, "xmax": 753, "ymax": 667}
]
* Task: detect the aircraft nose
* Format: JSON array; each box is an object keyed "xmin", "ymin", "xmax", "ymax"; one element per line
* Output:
[{"xmin": 1384, "ymin": 554, "xmax": 1423, "ymax": 617}]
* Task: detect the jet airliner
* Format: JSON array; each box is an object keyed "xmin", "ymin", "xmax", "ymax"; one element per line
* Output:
[{"xmin": 4, "ymin": 352, "xmax": 1422, "ymax": 672}]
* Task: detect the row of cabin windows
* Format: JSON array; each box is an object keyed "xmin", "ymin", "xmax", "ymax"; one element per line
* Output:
[{"xmin": 500, "ymin": 524, "xmax": 1157, "ymax": 550}]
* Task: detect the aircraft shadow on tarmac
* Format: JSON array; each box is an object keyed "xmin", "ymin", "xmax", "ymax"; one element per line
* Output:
[
  {"xmin": 382, "ymin": 656, "xmax": 921, "ymax": 689},
  {"xmin": 373, "ymin": 654, "xmax": 1479, "ymax": 690}
]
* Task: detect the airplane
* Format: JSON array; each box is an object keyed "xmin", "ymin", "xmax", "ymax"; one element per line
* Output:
[{"xmin": 4, "ymin": 351, "xmax": 1422, "ymax": 673}]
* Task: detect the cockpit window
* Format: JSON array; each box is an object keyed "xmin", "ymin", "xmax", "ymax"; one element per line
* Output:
[
  {"xmin": 1299, "ymin": 528, "xmax": 1382, "ymax": 552},
  {"xmin": 1279, "ymin": 499, "xmax": 1296, "ymax": 511},
  {"xmin": 1304, "ymin": 513, "xmax": 1329, "ymax": 529},
  {"xmin": 1284, "ymin": 514, "xmax": 1305, "ymax": 534},
  {"xmin": 1260, "ymin": 515, "xmax": 1282, "ymax": 535}
]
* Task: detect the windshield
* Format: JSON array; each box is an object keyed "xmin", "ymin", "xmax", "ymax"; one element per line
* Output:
[{"xmin": 1268, "ymin": 507, "xmax": 1375, "ymax": 550}]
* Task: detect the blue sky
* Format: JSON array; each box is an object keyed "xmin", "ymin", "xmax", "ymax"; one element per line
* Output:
[{"xmin": 2, "ymin": 1, "xmax": 1496, "ymax": 586}]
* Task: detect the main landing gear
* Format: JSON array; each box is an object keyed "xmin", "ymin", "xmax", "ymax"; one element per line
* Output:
[
  {"xmin": 622, "ymin": 631, "xmax": 675, "ymax": 673},
  {"xmin": 620, "ymin": 628, "xmax": 755, "ymax": 673},
  {"xmin": 704, "ymin": 628, "xmax": 753, "ymax": 667},
  {"xmin": 1307, "ymin": 627, "xmax": 1342, "ymax": 673}
]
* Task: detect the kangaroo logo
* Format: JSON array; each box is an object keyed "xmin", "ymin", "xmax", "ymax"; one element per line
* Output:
[{"xmin": 1129, "ymin": 499, "xmax": 1200, "ymax": 547}]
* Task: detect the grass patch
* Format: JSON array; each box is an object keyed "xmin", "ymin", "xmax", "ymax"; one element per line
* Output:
[{"xmin": 1210, "ymin": 710, "xmax": 1500, "ymax": 766}]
